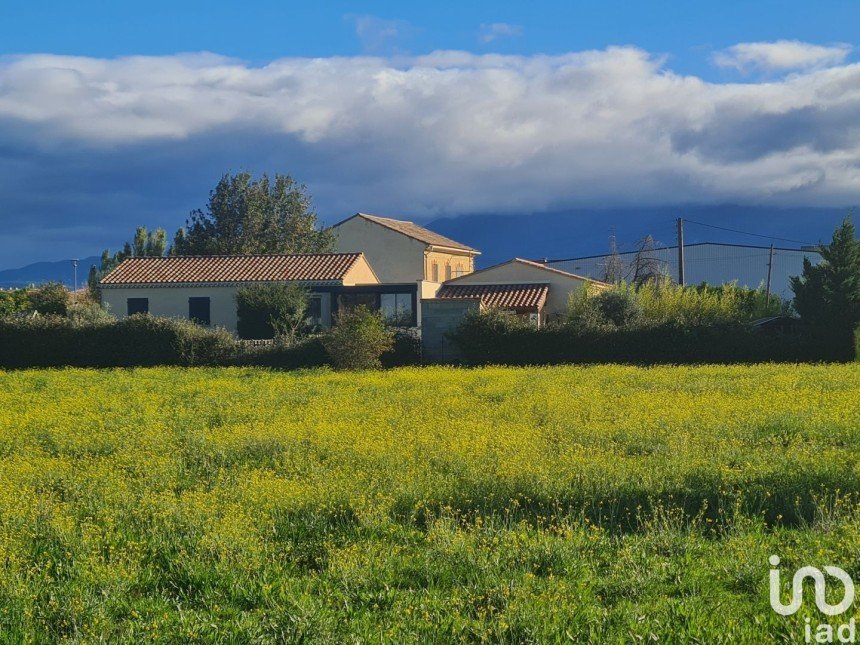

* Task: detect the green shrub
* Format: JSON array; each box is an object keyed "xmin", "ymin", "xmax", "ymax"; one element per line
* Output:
[
  {"xmin": 66, "ymin": 301, "xmax": 114, "ymax": 325},
  {"xmin": 453, "ymin": 310, "xmax": 847, "ymax": 366},
  {"xmin": 0, "ymin": 315, "xmax": 237, "ymax": 368},
  {"xmin": 28, "ymin": 282, "xmax": 70, "ymax": 316},
  {"xmin": 235, "ymin": 336, "xmax": 330, "ymax": 369},
  {"xmin": 236, "ymin": 283, "xmax": 311, "ymax": 342},
  {"xmin": 594, "ymin": 289, "xmax": 643, "ymax": 327},
  {"xmin": 323, "ymin": 306, "xmax": 394, "ymax": 370},
  {"xmin": 0, "ymin": 289, "xmax": 31, "ymax": 317},
  {"xmin": 382, "ymin": 330, "xmax": 423, "ymax": 367}
]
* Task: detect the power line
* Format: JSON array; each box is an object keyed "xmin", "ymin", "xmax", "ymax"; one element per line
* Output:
[{"xmin": 683, "ymin": 218, "xmax": 817, "ymax": 247}]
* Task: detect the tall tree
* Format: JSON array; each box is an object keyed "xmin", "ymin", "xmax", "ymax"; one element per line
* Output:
[
  {"xmin": 791, "ymin": 217, "xmax": 860, "ymax": 335},
  {"xmin": 88, "ymin": 227, "xmax": 168, "ymax": 295},
  {"xmin": 173, "ymin": 172, "xmax": 333, "ymax": 255},
  {"xmin": 629, "ymin": 235, "xmax": 665, "ymax": 286},
  {"xmin": 601, "ymin": 230, "xmax": 624, "ymax": 284}
]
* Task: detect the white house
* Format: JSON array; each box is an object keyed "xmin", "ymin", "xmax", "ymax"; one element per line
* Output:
[{"xmin": 100, "ymin": 253, "xmax": 385, "ymax": 332}]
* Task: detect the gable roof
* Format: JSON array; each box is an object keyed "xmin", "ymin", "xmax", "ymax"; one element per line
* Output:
[
  {"xmin": 436, "ymin": 283, "xmax": 549, "ymax": 311},
  {"xmin": 334, "ymin": 213, "xmax": 480, "ymax": 253},
  {"xmin": 100, "ymin": 253, "xmax": 371, "ymax": 286},
  {"xmin": 444, "ymin": 257, "xmax": 608, "ymax": 286}
]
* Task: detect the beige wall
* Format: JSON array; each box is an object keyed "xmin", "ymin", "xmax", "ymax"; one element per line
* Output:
[
  {"xmin": 424, "ymin": 250, "xmax": 474, "ymax": 282},
  {"xmin": 333, "ymin": 217, "xmax": 427, "ymax": 283},
  {"xmin": 101, "ymin": 284, "xmax": 334, "ymax": 334},
  {"xmin": 448, "ymin": 262, "xmax": 596, "ymax": 320},
  {"xmin": 342, "ymin": 255, "xmax": 380, "ymax": 285}
]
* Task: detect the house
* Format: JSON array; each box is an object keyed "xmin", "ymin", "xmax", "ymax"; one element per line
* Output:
[
  {"xmin": 98, "ymin": 253, "xmax": 403, "ymax": 332},
  {"xmin": 420, "ymin": 258, "xmax": 607, "ymax": 361},
  {"xmin": 331, "ymin": 213, "xmax": 481, "ymax": 315},
  {"xmin": 544, "ymin": 242, "xmax": 823, "ymax": 299},
  {"xmin": 434, "ymin": 258, "xmax": 606, "ymax": 325}
]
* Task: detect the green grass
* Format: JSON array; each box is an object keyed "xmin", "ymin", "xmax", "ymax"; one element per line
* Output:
[{"xmin": 0, "ymin": 364, "xmax": 859, "ymax": 642}]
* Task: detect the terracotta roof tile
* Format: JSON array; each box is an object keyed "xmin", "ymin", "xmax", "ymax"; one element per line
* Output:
[
  {"xmin": 100, "ymin": 253, "xmax": 364, "ymax": 285},
  {"xmin": 436, "ymin": 283, "xmax": 549, "ymax": 311},
  {"xmin": 353, "ymin": 213, "xmax": 480, "ymax": 253}
]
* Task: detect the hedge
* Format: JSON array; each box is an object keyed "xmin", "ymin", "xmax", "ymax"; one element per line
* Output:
[
  {"xmin": 0, "ymin": 316, "xmax": 424, "ymax": 370},
  {"xmin": 450, "ymin": 314, "xmax": 854, "ymax": 366}
]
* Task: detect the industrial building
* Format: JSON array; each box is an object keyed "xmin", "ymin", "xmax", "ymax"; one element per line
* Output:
[{"xmin": 542, "ymin": 242, "xmax": 823, "ymax": 299}]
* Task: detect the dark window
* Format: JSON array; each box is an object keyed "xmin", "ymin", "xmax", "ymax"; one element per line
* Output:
[
  {"xmin": 127, "ymin": 298, "xmax": 149, "ymax": 316},
  {"xmin": 188, "ymin": 297, "xmax": 211, "ymax": 326},
  {"xmin": 337, "ymin": 292, "xmax": 379, "ymax": 312},
  {"xmin": 307, "ymin": 296, "xmax": 322, "ymax": 323},
  {"xmin": 380, "ymin": 293, "xmax": 415, "ymax": 326}
]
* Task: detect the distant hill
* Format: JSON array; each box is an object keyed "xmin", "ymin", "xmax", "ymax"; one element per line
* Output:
[
  {"xmin": 0, "ymin": 256, "xmax": 100, "ymax": 289},
  {"xmin": 428, "ymin": 205, "xmax": 850, "ymax": 268}
]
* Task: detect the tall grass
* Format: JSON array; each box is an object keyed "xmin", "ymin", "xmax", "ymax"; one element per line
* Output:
[{"xmin": 0, "ymin": 365, "xmax": 857, "ymax": 641}]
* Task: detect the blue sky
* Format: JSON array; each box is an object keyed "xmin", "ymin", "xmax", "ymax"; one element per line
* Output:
[
  {"xmin": 0, "ymin": 1, "xmax": 858, "ymax": 267},
  {"xmin": 2, "ymin": 1, "xmax": 858, "ymax": 76}
]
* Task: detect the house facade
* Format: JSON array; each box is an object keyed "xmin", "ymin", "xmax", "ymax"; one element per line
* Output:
[
  {"xmin": 331, "ymin": 213, "xmax": 481, "ymax": 323},
  {"xmin": 99, "ymin": 253, "xmax": 396, "ymax": 333},
  {"xmin": 434, "ymin": 258, "xmax": 606, "ymax": 325}
]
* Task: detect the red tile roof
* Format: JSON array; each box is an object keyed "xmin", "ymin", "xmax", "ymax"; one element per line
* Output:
[
  {"xmin": 342, "ymin": 213, "xmax": 480, "ymax": 253},
  {"xmin": 435, "ymin": 283, "xmax": 549, "ymax": 311},
  {"xmin": 100, "ymin": 253, "xmax": 365, "ymax": 285}
]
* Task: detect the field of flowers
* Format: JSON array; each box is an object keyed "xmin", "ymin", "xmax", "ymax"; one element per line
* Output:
[{"xmin": 0, "ymin": 364, "xmax": 859, "ymax": 641}]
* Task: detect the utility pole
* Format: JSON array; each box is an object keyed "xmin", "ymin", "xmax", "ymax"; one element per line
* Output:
[
  {"xmin": 765, "ymin": 244, "xmax": 774, "ymax": 306},
  {"xmin": 676, "ymin": 217, "xmax": 685, "ymax": 286}
]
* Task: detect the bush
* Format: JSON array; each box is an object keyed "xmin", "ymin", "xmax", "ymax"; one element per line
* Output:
[
  {"xmin": 236, "ymin": 283, "xmax": 311, "ymax": 342},
  {"xmin": 66, "ymin": 301, "xmax": 114, "ymax": 325},
  {"xmin": 0, "ymin": 289, "xmax": 31, "ymax": 317},
  {"xmin": 452, "ymin": 310, "xmax": 848, "ymax": 366},
  {"xmin": 594, "ymin": 289, "xmax": 642, "ymax": 328},
  {"xmin": 323, "ymin": 306, "xmax": 395, "ymax": 370},
  {"xmin": 382, "ymin": 330, "xmax": 423, "ymax": 367},
  {"xmin": 0, "ymin": 315, "xmax": 237, "ymax": 368},
  {"xmin": 28, "ymin": 282, "xmax": 70, "ymax": 316},
  {"xmin": 235, "ymin": 336, "xmax": 330, "ymax": 369}
]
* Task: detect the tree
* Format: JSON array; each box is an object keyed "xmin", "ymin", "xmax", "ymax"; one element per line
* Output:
[
  {"xmin": 173, "ymin": 172, "xmax": 334, "ymax": 255},
  {"xmin": 628, "ymin": 235, "xmax": 665, "ymax": 286},
  {"xmin": 28, "ymin": 282, "xmax": 70, "ymax": 316},
  {"xmin": 322, "ymin": 306, "xmax": 394, "ymax": 370},
  {"xmin": 88, "ymin": 227, "xmax": 168, "ymax": 296},
  {"xmin": 791, "ymin": 217, "xmax": 860, "ymax": 338},
  {"xmin": 601, "ymin": 230, "xmax": 624, "ymax": 284},
  {"xmin": 235, "ymin": 283, "xmax": 311, "ymax": 343}
]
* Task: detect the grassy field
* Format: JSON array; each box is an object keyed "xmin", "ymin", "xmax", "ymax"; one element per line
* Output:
[{"xmin": 0, "ymin": 364, "xmax": 859, "ymax": 642}]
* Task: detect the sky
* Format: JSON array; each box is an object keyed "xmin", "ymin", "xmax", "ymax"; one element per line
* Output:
[{"xmin": 0, "ymin": 1, "xmax": 859, "ymax": 267}]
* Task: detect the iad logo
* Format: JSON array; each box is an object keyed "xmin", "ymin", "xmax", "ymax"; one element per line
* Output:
[{"xmin": 769, "ymin": 555, "xmax": 856, "ymax": 643}]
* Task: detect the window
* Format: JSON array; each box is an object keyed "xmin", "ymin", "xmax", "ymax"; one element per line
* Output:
[
  {"xmin": 307, "ymin": 296, "xmax": 322, "ymax": 324},
  {"xmin": 445, "ymin": 264, "xmax": 452, "ymax": 281},
  {"xmin": 188, "ymin": 297, "xmax": 211, "ymax": 326},
  {"xmin": 431, "ymin": 261, "xmax": 439, "ymax": 282},
  {"xmin": 452, "ymin": 264, "xmax": 466, "ymax": 278},
  {"xmin": 127, "ymin": 298, "xmax": 148, "ymax": 316},
  {"xmin": 380, "ymin": 293, "xmax": 414, "ymax": 326},
  {"xmin": 337, "ymin": 292, "xmax": 379, "ymax": 312}
]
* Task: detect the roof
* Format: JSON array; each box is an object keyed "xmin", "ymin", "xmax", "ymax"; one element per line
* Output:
[
  {"xmin": 444, "ymin": 257, "xmax": 607, "ymax": 286},
  {"xmin": 335, "ymin": 213, "xmax": 480, "ymax": 253},
  {"xmin": 436, "ymin": 283, "xmax": 549, "ymax": 311},
  {"xmin": 99, "ymin": 253, "xmax": 368, "ymax": 286}
]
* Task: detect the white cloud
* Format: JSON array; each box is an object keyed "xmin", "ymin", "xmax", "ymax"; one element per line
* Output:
[
  {"xmin": 713, "ymin": 40, "xmax": 852, "ymax": 72},
  {"xmin": 478, "ymin": 22, "xmax": 523, "ymax": 44},
  {"xmin": 0, "ymin": 45, "xmax": 859, "ymax": 253}
]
